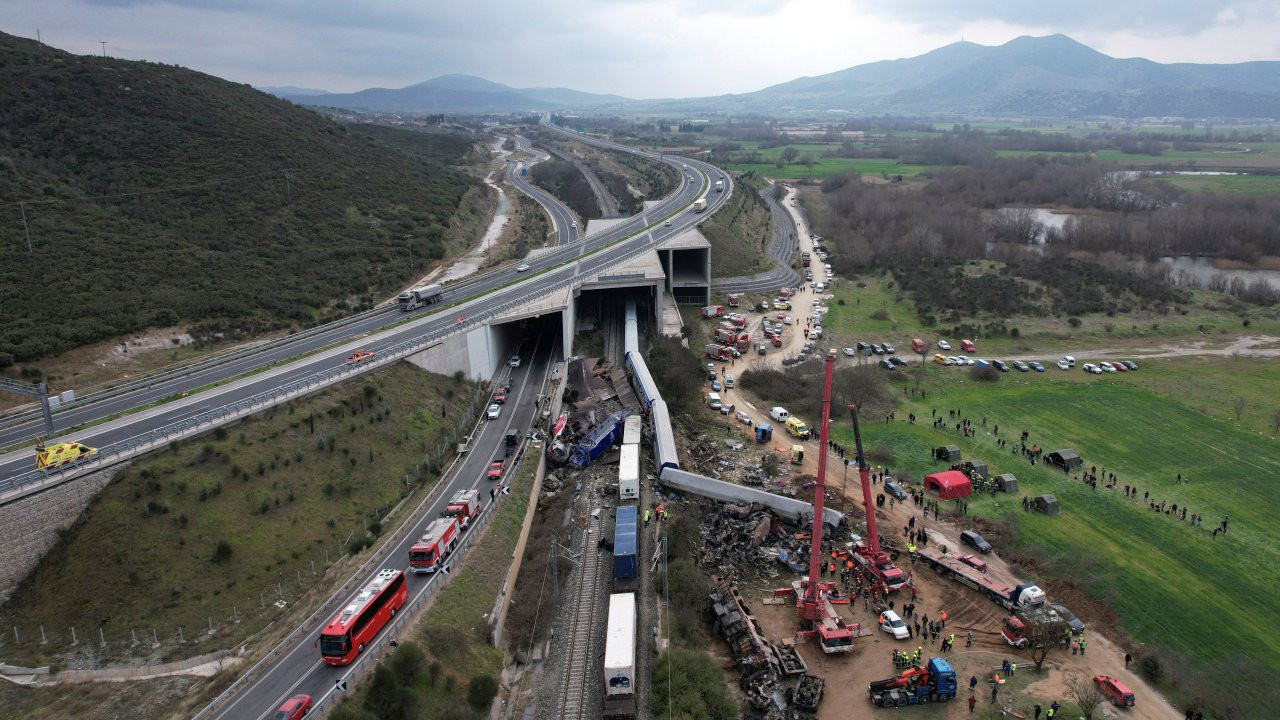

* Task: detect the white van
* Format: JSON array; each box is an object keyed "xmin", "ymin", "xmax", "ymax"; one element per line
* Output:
[
  {"xmin": 723, "ymin": 373, "xmax": 735, "ymax": 388},
  {"xmin": 708, "ymin": 393, "xmax": 723, "ymax": 410},
  {"xmin": 769, "ymin": 407, "xmax": 789, "ymax": 422},
  {"xmin": 814, "ymin": 283, "xmax": 826, "ymax": 293}
]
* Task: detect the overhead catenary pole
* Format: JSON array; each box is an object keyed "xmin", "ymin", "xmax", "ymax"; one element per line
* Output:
[{"xmin": 849, "ymin": 404, "xmax": 879, "ymax": 554}]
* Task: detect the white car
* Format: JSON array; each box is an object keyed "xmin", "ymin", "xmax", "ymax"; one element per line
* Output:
[
  {"xmin": 1057, "ymin": 359, "xmax": 1071, "ymax": 370},
  {"xmin": 944, "ymin": 356, "xmax": 958, "ymax": 366},
  {"xmin": 1099, "ymin": 362, "xmax": 1117, "ymax": 373},
  {"xmin": 843, "ymin": 347, "xmax": 855, "ymax": 357},
  {"xmin": 1061, "ymin": 355, "xmax": 1076, "ymax": 368},
  {"xmin": 782, "ymin": 316, "xmax": 793, "ymax": 325},
  {"xmin": 515, "ymin": 263, "xmax": 530, "ymax": 272},
  {"xmin": 938, "ymin": 340, "xmax": 952, "ymax": 351},
  {"xmin": 509, "ymin": 355, "xmax": 522, "ymax": 368},
  {"xmin": 1082, "ymin": 363, "xmax": 1103, "ymax": 375},
  {"xmin": 486, "ymin": 404, "xmax": 501, "ymax": 419},
  {"xmin": 664, "ymin": 219, "xmax": 672, "ymax": 226},
  {"xmin": 879, "ymin": 610, "xmax": 910, "ymax": 640}
]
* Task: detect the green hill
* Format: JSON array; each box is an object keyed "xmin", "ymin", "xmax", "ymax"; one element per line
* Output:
[{"xmin": 0, "ymin": 32, "xmax": 479, "ymax": 364}]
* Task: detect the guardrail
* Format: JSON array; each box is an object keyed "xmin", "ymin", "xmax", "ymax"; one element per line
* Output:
[{"xmin": 0, "ymin": 209, "xmax": 720, "ymax": 502}]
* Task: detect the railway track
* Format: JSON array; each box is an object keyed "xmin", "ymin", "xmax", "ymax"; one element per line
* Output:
[{"xmin": 558, "ymin": 512, "xmax": 606, "ymax": 720}]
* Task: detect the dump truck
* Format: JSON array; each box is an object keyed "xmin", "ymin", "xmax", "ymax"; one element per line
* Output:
[
  {"xmin": 784, "ymin": 416, "xmax": 810, "ymax": 439},
  {"xmin": 868, "ymin": 657, "xmax": 957, "ymax": 707},
  {"xmin": 917, "ymin": 547, "xmax": 1046, "ymax": 611},
  {"xmin": 693, "ymin": 198, "xmax": 707, "ymax": 212}
]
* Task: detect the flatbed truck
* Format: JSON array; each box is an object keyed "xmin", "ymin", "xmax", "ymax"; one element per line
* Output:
[{"xmin": 916, "ymin": 547, "xmax": 1045, "ymax": 611}]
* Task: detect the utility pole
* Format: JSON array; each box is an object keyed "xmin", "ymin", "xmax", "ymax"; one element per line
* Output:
[
  {"xmin": 99, "ymin": 41, "xmax": 107, "ymax": 57},
  {"xmin": 19, "ymin": 201, "xmax": 32, "ymax": 254}
]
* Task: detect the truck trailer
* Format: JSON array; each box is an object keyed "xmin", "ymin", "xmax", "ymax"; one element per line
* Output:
[
  {"xmin": 613, "ymin": 506, "xmax": 638, "ymax": 580},
  {"xmin": 693, "ymin": 198, "xmax": 707, "ymax": 212},
  {"xmin": 916, "ymin": 547, "xmax": 1045, "ymax": 611},
  {"xmin": 397, "ymin": 284, "xmax": 443, "ymax": 311}
]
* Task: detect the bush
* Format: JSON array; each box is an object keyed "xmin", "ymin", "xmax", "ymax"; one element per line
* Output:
[
  {"xmin": 970, "ymin": 365, "xmax": 1001, "ymax": 382},
  {"xmin": 1068, "ymin": 316, "xmax": 1082, "ymax": 328},
  {"xmin": 869, "ymin": 443, "xmax": 895, "ymax": 463},
  {"xmin": 650, "ymin": 649, "xmax": 736, "ymax": 720},
  {"xmin": 870, "ymin": 308, "xmax": 891, "ymax": 321},
  {"xmin": 211, "ymin": 539, "xmax": 233, "ymax": 563},
  {"xmin": 390, "ymin": 641, "xmax": 426, "ymax": 684},
  {"xmin": 467, "ymin": 673, "xmax": 499, "ymax": 710}
]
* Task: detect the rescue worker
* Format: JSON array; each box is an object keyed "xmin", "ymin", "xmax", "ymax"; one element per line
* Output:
[
  {"xmin": 643, "ymin": 509, "xmax": 650, "ymax": 525},
  {"xmin": 966, "ymin": 630, "xmax": 974, "ymax": 648}
]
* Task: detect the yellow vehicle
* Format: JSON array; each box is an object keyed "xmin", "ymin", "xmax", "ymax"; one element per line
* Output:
[
  {"xmin": 35, "ymin": 440, "xmax": 98, "ymax": 471},
  {"xmin": 790, "ymin": 445, "xmax": 805, "ymax": 464},
  {"xmin": 933, "ymin": 353, "xmax": 947, "ymax": 365},
  {"xmin": 784, "ymin": 416, "xmax": 810, "ymax": 439},
  {"xmin": 774, "ymin": 300, "xmax": 792, "ymax": 311}
]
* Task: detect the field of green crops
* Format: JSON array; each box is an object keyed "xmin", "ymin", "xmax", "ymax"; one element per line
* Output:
[{"xmin": 825, "ymin": 371, "xmax": 1280, "ymax": 701}]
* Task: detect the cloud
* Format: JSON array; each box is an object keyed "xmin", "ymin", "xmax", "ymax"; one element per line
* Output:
[
  {"xmin": 3, "ymin": 0, "xmax": 1278, "ymax": 99},
  {"xmin": 856, "ymin": 0, "xmax": 1269, "ymax": 35}
]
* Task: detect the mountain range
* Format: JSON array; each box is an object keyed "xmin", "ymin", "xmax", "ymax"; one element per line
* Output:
[{"xmin": 278, "ymin": 35, "xmax": 1280, "ymax": 119}]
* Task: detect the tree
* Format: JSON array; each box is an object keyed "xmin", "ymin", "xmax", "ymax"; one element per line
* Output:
[
  {"xmin": 1018, "ymin": 611, "xmax": 1067, "ymax": 671},
  {"xmin": 651, "ymin": 649, "xmax": 736, "ymax": 720},
  {"xmin": 799, "ymin": 153, "xmax": 818, "ymax": 181},
  {"xmin": 779, "ymin": 146, "xmax": 800, "ymax": 165},
  {"xmin": 1231, "ymin": 396, "xmax": 1246, "ymax": 421},
  {"xmin": 832, "ymin": 366, "xmax": 895, "ymax": 418},
  {"xmin": 467, "ymin": 673, "xmax": 499, "ymax": 710},
  {"xmin": 389, "ymin": 641, "xmax": 426, "ymax": 685},
  {"xmin": 1064, "ymin": 671, "xmax": 1105, "ymax": 719}
]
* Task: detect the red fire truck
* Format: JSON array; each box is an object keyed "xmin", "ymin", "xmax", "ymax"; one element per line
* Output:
[{"xmin": 409, "ymin": 517, "xmax": 460, "ymax": 573}]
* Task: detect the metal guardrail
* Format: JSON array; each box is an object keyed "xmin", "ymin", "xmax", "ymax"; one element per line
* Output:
[{"xmin": 0, "ymin": 216, "xmax": 707, "ymax": 501}]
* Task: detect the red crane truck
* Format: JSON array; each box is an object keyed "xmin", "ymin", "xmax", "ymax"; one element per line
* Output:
[{"xmin": 845, "ymin": 404, "xmax": 910, "ymax": 595}]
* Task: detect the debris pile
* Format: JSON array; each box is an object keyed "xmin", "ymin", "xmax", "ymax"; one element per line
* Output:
[
  {"xmin": 791, "ymin": 674, "xmax": 825, "ymax": 712},
  {"xmin": 709, "ymin": 575, "xmax": 786, "ymax": 713},
  {"xmin": 697, "ymin": 504, "xmax": 814, "ymax": 580}
]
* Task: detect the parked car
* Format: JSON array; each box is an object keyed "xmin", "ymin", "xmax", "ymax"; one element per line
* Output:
[
  {"xmin": 486, "ymin": 404, "xmax": 501, "ymax": 420},
  {"xmin": 758, "ymin": 344, "xmax": 768, "ymax": 355},
  {"xmin": 1012, "ymin": 360, "xmax": 1029, "ymax": 372},
  {"xmin": 882, "ymin": 342, "xmax": 896, "ymax": 354},
  {"xmin": 1082, "ymin": 364, "xmax": 1103, "ymax": 375},
  {"xmin": 933, "ymin": 353, "xmax": 948, "ymax": 365},
  {"xmin": 843, "ymin": 347, "xmax": 856, "ymax": 357},
  {"xmin": 879, "ymin": 610, "xmax": 910, "ymax": 640},
  {"xmin": 889, "ymin": 356, "xmax": 907, "ymax": 366},
  {"xmin": 1028, "ymin": 361, "xmax": 1045, "ymax": 372},
  {"xmin": 1099, "ymin": 361, "xmax": 1117, "ymax": 373},
  {"xmin": 1060, "ymin": 355, "xmax": 1076, "ymax": 368},
  {"xmin": 992, "ymin": 360, "xmax": 1009, "ymax": 372},
  {"xmin": 961, "ymin": 339, "xmax": 976, "ymax": 353},
  {"xmin": 1094, "ymin": 675, "xmax": 1136, "ymax": 708},
  {"xmin": 938, "ymin": 340, "xmax": 952, "ymax": 350},
  {"xmin": 1121, "ymin": 360, "xmax": 1139, "ymax": 370},
  {"xmin": 857, "ymin": 341, "xmax": 873, "ymax": 355},
  {"xmin": 1050, "ymin": 604, "xmax": 1085, "ymax": 634},
  {"xmin": 872, "ymin": 343, "xmax": 885, "ymax": 355},
  {"xmin": 274, "ymin": 694, "xmax": 313, "ymax": 720},
  {"xmin": 487, "ymin": 459, "xmax": 506, "ymax": 480},
  {"xmin": 1112, "ymin": 361, "xmax": 1128, "ymax": 372},
  {"xmin": 735, "ymin": 411, "xmax": 752, "ymax": 425},
  {"xmin": 912, "ymin": 338, "xmax": 926, "ymax": 353},
  {"xmin": 884, "ymin": 480, "xmax": 908, "ymax": 500},
  {"xmin": 879, "ymin": 359, "xmax": 895, "ymax": 370},
  {"xmin": 974, "ymin": 359, "xmax": 989, "ymax": 367},
  {"xmin": 957, "ymin": 554, "xmax": 987, "ymax": 572},
  {"xmin": 706, "ymin": 366, "xmax": 717, "ymax": 380},
  {"xmin": 711, "ymin": 379, "xmax": 722, "ymax": 392},
  {"xmin": 960, "ymin": 356, "xmax": 975, "ymax": 366},
  {"xmin": 960, "ymin": 530, "xmax": 992, "ymax": 554}
]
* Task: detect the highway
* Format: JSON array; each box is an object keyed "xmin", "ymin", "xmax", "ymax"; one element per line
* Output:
[
  {"xmin": 0, "ymin": 134, "xmax": 727, "ymax": 487},
  {"xmin": 193, "ymin": 130, "xmax": 730, "ymax": 718},
  {"xmin": 208, "ymin": 326, "xmax": 560, "ymax": 720}
]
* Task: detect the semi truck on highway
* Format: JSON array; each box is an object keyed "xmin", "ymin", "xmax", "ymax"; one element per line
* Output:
[
  {"xmin": 714, "ymin": 179, "xmax": 724, "ymax": 192},
  {"xmin": 693, "ymin": 198, "xmax": 707, "ymax": 213},
  {"xmin": 397, "ymin": 284, "xmax": 443, "ymax": 311},
  {"xmin": 916, "ymin": 547, "xmax": 1046, "ymax": 611}
]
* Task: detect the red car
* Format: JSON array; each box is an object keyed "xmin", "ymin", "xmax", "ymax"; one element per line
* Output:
[
  {"xmin": 493, "ymin": 387, "xmax": 508, "ymax": 404},
  {"xmin": 345, "ymin": 349, "xmax": 375, "ymax": 364},
  {"xmin": 961, "ymin": 339, "xmax": 976, "ymax": 353},
  {"xmin": 957, "ymin": 554, "xmax": 988, "ymax": 572},
  {"xmin": 1094, "ymin": 675, "xmax": 1135, "ymax": 707},
  {"xmin": 911, "ymin": 338, "xmax": 925, "ymax": 354},
  {"xmin": 274, "ymin": 694, "xmax": 312, "ymax": 720},
  {"xmin": 487, "ymin": 459, "xmax": 506, "ymax": 480}
]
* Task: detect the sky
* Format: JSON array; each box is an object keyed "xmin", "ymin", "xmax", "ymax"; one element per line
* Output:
[{"xmin": 4, "ymin": 0, "xmax": 1280, "ymax": 98}]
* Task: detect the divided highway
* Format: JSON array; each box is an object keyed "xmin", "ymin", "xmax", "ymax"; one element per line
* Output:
[{"xmin": 0, "ymin": 135, "xmax": 727, "ymax": 487}]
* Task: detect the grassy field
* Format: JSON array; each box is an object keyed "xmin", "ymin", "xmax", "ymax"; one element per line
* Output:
[
  {"xmin": 327, "ymin": 441, "xmax": 539, "ymax": 720},
  {"xmin": 1095, "ymin": 148, "xmax": 1280, "ymax": 169},
  {"xmin": 1158, "ymin": 173, "xmax": 1280, "ymax": 196},
  {"xmin": 720, "ymin": 156, "xmax": 928, "ymax": 181},
  {"xmin": 824, "ymin": 371, "xmax": 1280, "ymax": 709},
  {"xmin": 0, "ymin": 363, "xmax": 478, "ymax": 664},
  {"xmin": 703, "ymin": 173, "xmax": 775, "ymax": 277}
]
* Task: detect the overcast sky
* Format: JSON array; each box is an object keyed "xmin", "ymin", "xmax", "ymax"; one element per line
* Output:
[{"xmin": 5, "ymin": 0, "xmax": 1279, "ymax": 97}]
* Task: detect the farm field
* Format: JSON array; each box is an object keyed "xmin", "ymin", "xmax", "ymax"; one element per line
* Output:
[
  {"xmin": 719, "ymin": 155, "xmax": 929, "ymax": 181},
  {"xmin": 1158, "ymin": 173, "xmax": 1280, "ymax": 196},
  {"xmin": 825, "ymin": 374, "xmax": 1280, "ymax": 704},
  {"xmin": 0, "ymin": 364, "xmax": 477, "ymax": 664}
]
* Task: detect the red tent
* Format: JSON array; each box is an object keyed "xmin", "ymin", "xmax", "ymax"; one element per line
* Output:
[{"xmin": 924, "ymin": 471, "xmax": 972, "ymax": 500}]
